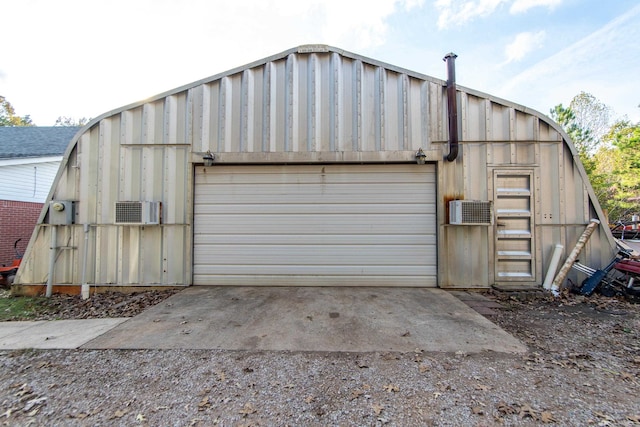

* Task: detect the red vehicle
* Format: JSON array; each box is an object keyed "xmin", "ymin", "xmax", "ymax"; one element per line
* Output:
[{"xmin": 0, "ymin": 239, "xmax": 23, "ymax": 288}]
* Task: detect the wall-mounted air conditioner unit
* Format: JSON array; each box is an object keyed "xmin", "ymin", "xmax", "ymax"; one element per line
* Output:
[
  {"xmin": 115, "ymin": 201, "xmax": 161, "ymax": 225},
  {"xmin": 449, "ymin": 200, "xmax": 492, "ymax": 225}
]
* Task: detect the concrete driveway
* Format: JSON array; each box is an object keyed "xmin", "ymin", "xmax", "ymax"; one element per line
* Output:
[{"xmin": 84, "ymin": 287, "xmax": 525, "ymax": 353}]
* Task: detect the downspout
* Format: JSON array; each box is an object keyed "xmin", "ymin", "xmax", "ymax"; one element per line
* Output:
[
  {"xmin": 443, "ymin": 53, "xmax": 459, "ymax": 162},
  {"xmin": 46, "ymin": 225, "xmax": 57, "ymax": 297}
]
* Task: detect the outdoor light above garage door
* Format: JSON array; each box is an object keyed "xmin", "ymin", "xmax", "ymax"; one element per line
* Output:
[
  {"xmin": 415, "ymin": 148, "xmax": 427, "ymax": 164},
  {"xmin": 203, "ymin": 151, "xmax": 215, "ymax": 167}
]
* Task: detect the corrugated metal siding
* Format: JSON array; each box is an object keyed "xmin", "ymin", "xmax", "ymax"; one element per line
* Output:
[
  {"xmin": 193, "ymin": 164, "xmax": 437, "ymax": 286},
  {"xmin": 15, "ymin": 46, "xmax": 615, "ymax": 288}
]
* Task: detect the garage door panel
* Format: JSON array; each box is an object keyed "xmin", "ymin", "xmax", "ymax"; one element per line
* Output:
[
  {"xmin": 191, "ymin": 275, "xmax": 438, "ymax": 287},
  {"xmin": 194, "ymin": 214, "xmax": 436, "ymax": 234},
  {"xmin": 194, "ymin": 234, "xmax": 437, "ymax": 245},
  {"xmin": 194, "ymin": 265, "xmax": 436, "ymax": 276},
  {"xmin": 196, "ymin": 246, "xmax": 436, "ymax": 265},
  {"xmin": 196, "ymin": 203, "xmax": 435, "ymax": 215},
  {"xmin": 194, "ymin": 165, "xmax": 437, "ymax": 287},
  {"xmin": 196, "ymin": 184, "xmax": 433, "ymax": 201}
]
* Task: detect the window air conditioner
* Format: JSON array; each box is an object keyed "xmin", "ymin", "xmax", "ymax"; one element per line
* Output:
[
  {"xmin": 115, "ymin": 201, "xmax": 161, "ymax": 225},
  {"xmin": 449, "ymin": 200, "xmax": 492, "ymax": 225}
]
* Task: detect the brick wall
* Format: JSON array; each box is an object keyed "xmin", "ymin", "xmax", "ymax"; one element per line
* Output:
[{"xmin": 0, "ymin": 200, "xmax": 43, "ymax": 265}]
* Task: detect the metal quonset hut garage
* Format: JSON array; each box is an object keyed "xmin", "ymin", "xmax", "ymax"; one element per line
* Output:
[{"xmin": 15, "ymin": 45, "xmax": 615, "ymax": 293}]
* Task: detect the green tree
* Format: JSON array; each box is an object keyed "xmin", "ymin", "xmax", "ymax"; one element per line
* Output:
[
  {"xmin": 599, "ymin": 120, "xmax": 640, "ymax": 221},
  {"xmin": 54, "ymin": 116, "xmax": 89, "ymax": 127},
  {"xmin": 0, "ymin": 95, "xmax": 34, "ymax": 126},
  {"xmin": 550, "ymin": 103, "xmax": 595, "ymax": 173},
  {"xmin": 569, "ymin": 91, "xmax": 611, "ymax": 151}
]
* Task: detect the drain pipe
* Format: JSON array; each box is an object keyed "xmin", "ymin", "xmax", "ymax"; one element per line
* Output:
[
  {"xmin": 443, "ymin": 52, "xmax": 459, "ymax": 162},
  {"xmin": 80, "ymin": 224, "xmax": 90, "ymax": 300},
  {"xmin": 46, "ymin": 225, "xmax": 57, "ymax": 297}
]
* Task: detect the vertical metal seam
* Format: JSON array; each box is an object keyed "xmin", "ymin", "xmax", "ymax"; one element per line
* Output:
[
  {"xmin": 399, "ymin": 74, "xmax": 407, "ymax": 151},
  {"xmin": 307, "ymin": 54, "xmax": 315, "ymax": 152},
  {"xmin": 420, "ymin": 81, "xmax": 428, "ymax": 150},
  {"xmin": 218, "ymin": 78, "xmax": 226, "ymax": 153},
  {"xmin": 262, "ymin": 62, "xmax": 271, "ymax": 153},
  {"xmin": 240, "ymin": 69, "xmax": 249, "ymax": 152},
  {"xmin": 375, "ymin": 66, "xmax": 384, "ymax": 151},
  {"xmin": 352, "ymin": 60, "xmax": 361, "ymax": 152},
  {"xmin": 284, "ymin": 54, "xmax": 293, "ymax": 152}
]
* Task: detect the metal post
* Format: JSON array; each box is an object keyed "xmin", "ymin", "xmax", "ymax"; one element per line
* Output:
[{"xmin": 46, "ymin": 226, "xmax": 57, "ymax": 297}]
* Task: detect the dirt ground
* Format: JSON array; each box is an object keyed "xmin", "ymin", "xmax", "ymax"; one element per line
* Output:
[{"xmin": 0, "ymin": 289, "xmax": 639, "ymax": 426}]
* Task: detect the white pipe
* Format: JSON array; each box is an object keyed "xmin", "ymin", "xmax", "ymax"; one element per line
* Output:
[
  {"xmin": 81, "ymin": 224, "xmax": 90, "ymax": 300},
  {"xmin": 45, "ymin": 226, "xmax": 57, "ymax": 298},
  {"xmin": 551, "ymin": 219, "xmax": 600, "ymax": 296},
  {"xmin": 542, "ymin": 244, "xmax": 564, "ymax": 290}
]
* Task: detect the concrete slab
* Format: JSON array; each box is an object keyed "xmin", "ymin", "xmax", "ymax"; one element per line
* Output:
[
  {"xmin": 85, "ymin": 287, "xmax": 526, "ymax": 354},
  {"xmin": 0, "ymin": 318, "xmax": 128, "ymax": 350}
]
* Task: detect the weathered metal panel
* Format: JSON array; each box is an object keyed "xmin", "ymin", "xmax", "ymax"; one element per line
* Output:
[{"xmin": 15, "ymin": 45, "xmax": 616, "ymax": 290}]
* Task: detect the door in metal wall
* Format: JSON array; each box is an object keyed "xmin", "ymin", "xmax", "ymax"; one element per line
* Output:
[
  {"xmin": 493, "ymin": 170, "xmax": 536, "ymax": 283},
  {"xmin": 193, "ymin": 164, "xmax": 437, "ymax": 287}
]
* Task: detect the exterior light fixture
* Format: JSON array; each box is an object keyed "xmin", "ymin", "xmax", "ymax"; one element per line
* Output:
[
  {"xmin": 415, "ymin": 148, "xmax": 427, "ymax": 165},
  {"xmin": 203, "ymin": 151, "xmax": 215, "ymax": 167}
]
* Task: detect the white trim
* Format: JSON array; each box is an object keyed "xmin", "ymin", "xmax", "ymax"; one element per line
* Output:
[{"xmin": 0, "ymin": 156, "xmax": 63, "ymax": 167}]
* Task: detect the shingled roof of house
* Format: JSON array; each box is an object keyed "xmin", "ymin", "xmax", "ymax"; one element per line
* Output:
[{"xmin": 0, "ymin": 126, "xmax": 80, "ymax": 159}]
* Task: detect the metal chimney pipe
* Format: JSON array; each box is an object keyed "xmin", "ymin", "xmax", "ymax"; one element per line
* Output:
[{"xmin": 443, "ymin": 53, "xmax": 459, "ymax": 162}]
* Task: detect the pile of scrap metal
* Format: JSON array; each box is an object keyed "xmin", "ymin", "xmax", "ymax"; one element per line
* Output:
[{"xmin": 543, "ymin": 219, "xmax": 640, "ymax": 300}]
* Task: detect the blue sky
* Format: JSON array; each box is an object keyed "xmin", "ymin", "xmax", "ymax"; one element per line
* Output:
[{"xmin": 1, "ymin": 0, "xmax": 639, "ymax": 126}]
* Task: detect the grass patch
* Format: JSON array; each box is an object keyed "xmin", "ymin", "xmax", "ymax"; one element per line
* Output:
[{"xmin": 0, "ymin": 290, "xmax": 48, "ymax": 321}]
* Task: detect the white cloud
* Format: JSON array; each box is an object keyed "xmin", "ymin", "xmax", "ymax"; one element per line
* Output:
[
  {"xmin": 435, "ymin": 0, "xmax": 563, "ymax": 28},
  {"xmin": 435, "ymin": 0, "xmax": 508, "ymax": 29},
  {"xmin": 0, "ymin": 0, "xmax": 422, "ymax": 125},
  {"xmin": 315, "ymin": 0, "xmax": 424, "ymax": 48},
  {"xmin": 503, "ymin": 30, "xmax": 546, "ymax": 64},
  {"xmin": 497, "ymin": 4, "xmax": 640, "ymax": 121},
  {"xmin": 510, "ymin": 0, "xmax": 563, "ymax": 14}
]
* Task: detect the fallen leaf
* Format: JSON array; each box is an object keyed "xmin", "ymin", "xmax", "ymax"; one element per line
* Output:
[
  {"xmin": 111, "ymin": 409, "xmax": 128, "ymax": 419},
  {"xmin": 497, "ymin": 402, "xmax": 516, "ymax": 415},
  {"xmin": 433, "ymin": 392, "xmax": 441, "ymax": 399},
  {"xmin": 383, "ymin": 384, "xmax": 399, "ymax": 393},
  {"xmin": 627, "ymin": 415, "xmax": 640, "ymax": 423},
  {"xmin": 519, "ymin": 404, "xmax": 538, "ymax": 420},
  {"xmin": 304, "ymin": 396, "xmax": 315, "ymax": 404},
  {"xmin": 418, "ymin": 364, "xmax": 430, "ymax": 373},
  {"xmin": 23, "ymin": 396, "xmax": 47, "ymax": 412},
  {"xmin": 372, "ymin": 403, "xmax": 384, "ymax": 415},
  {"xmin": 136, "ymin": 413, "xmax": 146, "ymax": 422},
  {"xmin": 472, "ymin": 406, "xmax": 484, "ymax": 415},
  {"xmin": 350, "ymin": 389, "xmax": 364, "ymax": 400},
  {"xmin": 541, "ymin": 411, "xmax": 556, "ymax": 423},
  {"xmin": 198, "ymin": 396, "xmax": 210, "ymax": 411},
  {"xmin": 239, "ymin": 403, "xmax": 257, "ymax": 416},
  {"xmin": 475, "ymin": 384, "xmax": 491, "ymax": 391}
]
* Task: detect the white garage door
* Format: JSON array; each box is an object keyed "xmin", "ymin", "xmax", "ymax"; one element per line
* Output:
[{"xmin": 193, "ymin": 164, "xmax": 437, "ymax": 286}]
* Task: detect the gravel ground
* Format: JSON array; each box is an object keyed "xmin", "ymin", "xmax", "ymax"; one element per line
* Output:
[{"xmin": 0, "ymin": 289, "xmax": 639, "ymax": 426}]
